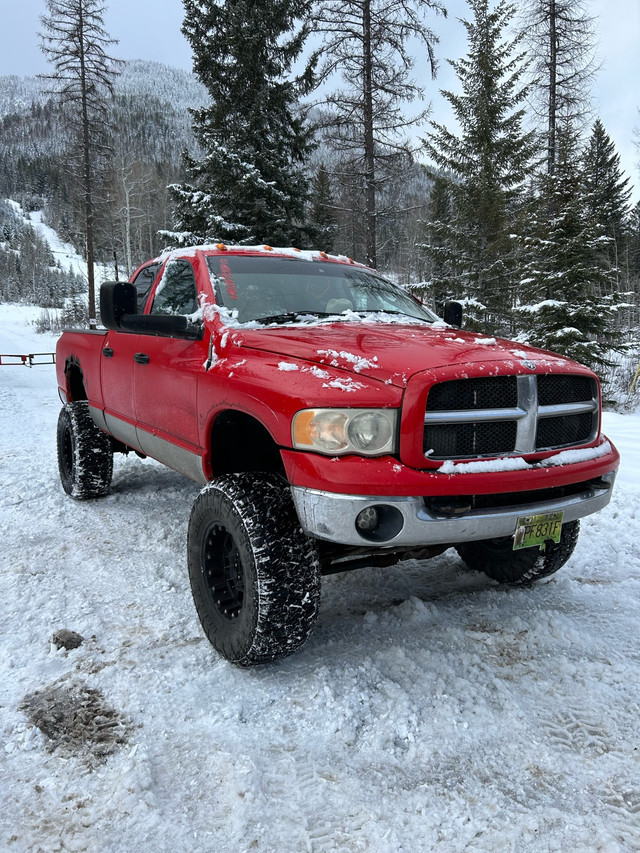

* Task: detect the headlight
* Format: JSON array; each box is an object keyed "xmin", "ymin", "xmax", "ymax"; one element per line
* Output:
[{"xmin": 292, "ymin": 408, "xmax": 398, "ymax": 456}]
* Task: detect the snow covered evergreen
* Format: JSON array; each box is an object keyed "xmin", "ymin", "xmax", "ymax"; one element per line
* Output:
[
  {"xmin": 169, "ymin": 0, "xmax": 317, "ymax": 247},
  {"xmin": 0, "ymin": 199, "xmax": 84, "ymax": 305},
  {"xmin": 421, "ymin": 0, "xmax": 538, "ymax": 332},
  {"xmin": 517, "ymin": 127, "xmax": 625, "ymax": 371},
  {"xmin": 581, "ymin": 118, "xmax": 633, "ymax": 275}
]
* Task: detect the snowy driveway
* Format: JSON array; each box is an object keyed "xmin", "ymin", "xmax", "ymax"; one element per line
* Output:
[{"xmin": 1, "ymin": 307, "xmax": 639, "ymax": 852}]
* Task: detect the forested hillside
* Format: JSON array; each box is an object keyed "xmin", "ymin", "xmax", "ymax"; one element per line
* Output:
[
  {"xmin": 1, "ymin": 0, "xmax": 639, "ymax": 393},
  {"xmin": 0, "ymin": 60, "xmax": 206, "ymax": 285}
]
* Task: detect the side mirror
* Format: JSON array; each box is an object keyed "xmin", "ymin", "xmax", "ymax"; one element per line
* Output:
[
  {"xmin": 100, "ymin": 281, "xmax": 137, "ymax": 330},
  {"xmin": 100, "ymin": 280, "xmax": 201, "ymax": 338},
  {"xmin": 443, "ymin": 300, "xmax": 463, "ymax": 328}
]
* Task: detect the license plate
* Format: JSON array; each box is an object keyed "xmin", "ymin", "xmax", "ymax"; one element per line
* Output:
[{"xmin": 513, "ymin": 511, "xmax": 564, "ymax": 550}]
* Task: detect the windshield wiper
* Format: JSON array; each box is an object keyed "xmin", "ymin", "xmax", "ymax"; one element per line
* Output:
[
  {"xmin": 350, "ymin": 309, "xmax": 404, "ymax": 314},
  {"xmin": 252, "ymin": 312, "xmax": 303, "ymax": 324},
  {"xmin": 349, "ymin": 309, "xmax": 431, "ymax": 321},
  {"xmin": 254, "ymin": 311, "xmax": 340, "ymax": 324}
]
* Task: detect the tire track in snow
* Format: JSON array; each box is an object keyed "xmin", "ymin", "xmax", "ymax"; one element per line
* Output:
[
  {"xmin": 540, "ymin": 705, "xmax": 617, "ymax": 757},
  {"xmin": 601, "ymin": 786, "xmax": 640, "ymax": 849},
  {"xmin": 293, "ymin": 756, "xmax": 371, "ymax": 853}
]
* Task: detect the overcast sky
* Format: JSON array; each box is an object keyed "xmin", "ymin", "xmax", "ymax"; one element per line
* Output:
[{"xmin": 3, "ymin": 0, "xmax": 639, "ymax": 200}]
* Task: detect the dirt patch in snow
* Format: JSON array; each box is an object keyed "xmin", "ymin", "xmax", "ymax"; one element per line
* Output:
[{"xmin": 20, "ymin": 680, "xmax": 129, "ymax": 763}]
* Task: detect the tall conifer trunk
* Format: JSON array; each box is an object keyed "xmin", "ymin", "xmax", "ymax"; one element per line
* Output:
[
  {"xmin": 39, "ymin": 0, "xmax": 118, "ymax": 329},
  {"xmin": 77, "ymin": 2, "xmax": 96, "ymax": 326},
  {"xmin": 547, "ymin": 0, "xmax": 557, "ymax": 175},
  {"xmin": 362, "ymin": 0, "xmax": 376, "ymax": 268}
]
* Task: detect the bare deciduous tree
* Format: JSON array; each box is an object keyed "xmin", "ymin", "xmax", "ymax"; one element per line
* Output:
[
  {"xmin": 520, "ymin": 0, "xmax": 598, "ymax": 175},
  {"xmin": 314, "ymin": 0, "xmax": 446, "ymax": 268},
  {"xmin": 40, "ymin": 0, "xmax": 120, "ymax": 326}
]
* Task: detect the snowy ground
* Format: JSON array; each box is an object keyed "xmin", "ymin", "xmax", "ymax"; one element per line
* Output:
[{"xmin": 1, "ymin": 305, "xmax": 639, "ymax": 853}]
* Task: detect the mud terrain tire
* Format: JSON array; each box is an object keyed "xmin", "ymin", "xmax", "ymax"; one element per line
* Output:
[
  {"xmin": 187, "ymin": 473, "xmax": 321, "ymax": 666},
  {"xmin": 456, "ymin": 520, "xmax": 580, "ymax": 585},
  {"xmin": 57, "ymin": 402, "xmax": 113, "ymax": 499}
]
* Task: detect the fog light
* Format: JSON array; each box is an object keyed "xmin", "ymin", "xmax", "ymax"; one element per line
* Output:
[
  {"xmin": 356, "ymin": 506, "xmax": 379, "ymax": 532},
  {"xmin": 355, "ymin": 504, "xmax": 404, "ymax": 543}
]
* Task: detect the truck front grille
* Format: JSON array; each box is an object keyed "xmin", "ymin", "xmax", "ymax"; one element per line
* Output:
[
  {"xmin": 424, "ymin": 374, "xmax": 598, "ymax": 460},
  {"xmin": 426, "ymin": 376, "xmax": 518, "ymax": 410}
]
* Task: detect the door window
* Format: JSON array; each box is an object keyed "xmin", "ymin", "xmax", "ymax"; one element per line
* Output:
[
  {"xmin": 131, "ymin": 262, "xmax": 161, "ymax": 312},
  {"xmin": 151, "ymin": 260, "xmax": 199, "ymax": 316}
]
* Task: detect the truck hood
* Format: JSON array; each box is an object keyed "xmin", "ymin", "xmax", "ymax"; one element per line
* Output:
[{"xmin": 232, "ymin": 322, "xmax": 574, "ymax": 386}]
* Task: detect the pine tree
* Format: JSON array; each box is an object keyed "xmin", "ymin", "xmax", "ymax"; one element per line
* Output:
[
  {"xmin": 309, "ymin": 163, "xmax": 337, "ymax": 253},
  {"xmin": 417, "ymin": 173, "xmax": 454, "ymax": 311},
  {"xmin": 422, "ymin": 0, "xmax": 538, "ymax": 331},
  {"xmin": 39, "ymin": 0, "xmax": 120, "ymax": 327},
  {"xmin": 170, "ymin": 0, "xmax": 316, "ymax": 247},
  {"xmin": 581, "ymin": 119, "xmax": 632, "ymax": 279},
  {"xmin": 626, "ymin": 200, "xmax": 640, "ymax": 328},
  {"xmin": 517, "ymin": 127, "xmax": 622, "ymax": 371}
]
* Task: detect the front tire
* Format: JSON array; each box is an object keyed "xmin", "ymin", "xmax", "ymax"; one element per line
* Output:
[
  {"xmin": 187, "ymin": 473, "xmax": 321, "ymax": 666},
  {"xmin": 456, "ymin": 520, "xmax": 580, "ymax": 585},
  {"xmin": 56, "ymin": 402, "xmax": 113, "ymax": 499}
]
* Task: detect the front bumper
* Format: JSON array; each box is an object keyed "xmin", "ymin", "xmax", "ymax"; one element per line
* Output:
[{"xmin": 291, "ymin": 470, "xmax": 617, "ymax": 547}]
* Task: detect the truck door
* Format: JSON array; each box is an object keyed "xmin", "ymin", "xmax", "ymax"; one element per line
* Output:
[
  {"xmin": 100, "ymin": 329, "xmax": 141, "ymax": 449},
  {"xmin": 132, "ymin": 258, "xmax": 208, "ymax": 481},
  {"xmin": 99, "ymin": 262, "xmax": 161, "ymax": 452}
]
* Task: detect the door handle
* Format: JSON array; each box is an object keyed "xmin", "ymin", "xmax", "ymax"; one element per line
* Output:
[
  {"xmin": 134, "ymin": 352, "xmax": 150, "ymax": 365},
  {"xmin": 102, "ymin": 347, "xmax": 114, "ymax": 358}
]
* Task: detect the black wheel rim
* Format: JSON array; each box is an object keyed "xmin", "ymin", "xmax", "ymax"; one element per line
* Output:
[
  {"xmin": 60, "ymin": 420, "xmax": 74, "ymax": 480},
  {"xmin": 202, "ymin": 522, "xmax": 245, "ymax": 620}
]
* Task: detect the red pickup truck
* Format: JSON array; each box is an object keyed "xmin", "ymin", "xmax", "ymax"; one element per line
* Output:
[{"xmin": 55, "ymin": 245, "xmax": 619, "ymax": 665}]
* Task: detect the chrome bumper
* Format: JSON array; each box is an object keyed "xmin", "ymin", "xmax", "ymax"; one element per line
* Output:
[{"xmin": 291, "ymin": 471, "xmax": 616, "ymax": 547}]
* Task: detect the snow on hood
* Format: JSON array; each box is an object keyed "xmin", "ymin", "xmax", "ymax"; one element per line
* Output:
[{"xmin": 230, "ymin": 322, "xmax": 576, "ymax": 386}]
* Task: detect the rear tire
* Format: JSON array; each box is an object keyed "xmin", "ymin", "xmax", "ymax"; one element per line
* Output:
[
  {"xmin": 455, "ymin": 520, "xmax": 580, "ymax": 585},
  {"xmin": 187, "ymin": 473, "xmax": 321, "ymax": 666},
  {"xmin": 57, "ymin": 402, "xmax": 113, "ymax": 499}
]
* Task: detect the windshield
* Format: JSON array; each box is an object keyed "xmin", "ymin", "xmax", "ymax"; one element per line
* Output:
[{"xmin": 206, "ymin": 255, "xmax": 438, "ymax": 325}]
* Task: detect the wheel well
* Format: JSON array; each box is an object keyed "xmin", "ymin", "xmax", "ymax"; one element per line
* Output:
[
  {"xmin": 209, "ymin": 411, "xmax": 285, "ymax": 477},
  {"xmin": 65, "ymin": 358, "xmax": 87, "ymax": 401}
]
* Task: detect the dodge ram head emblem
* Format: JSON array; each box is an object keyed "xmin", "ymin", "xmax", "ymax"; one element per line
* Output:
[{"xmin": 523, "ymin": 359, "xmax": 537, "ymax": 370}]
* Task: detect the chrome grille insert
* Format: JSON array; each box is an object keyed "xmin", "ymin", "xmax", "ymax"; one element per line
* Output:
[{"xmin": 424, "ymin": 375, "xmax": 598, "ymax": 459}]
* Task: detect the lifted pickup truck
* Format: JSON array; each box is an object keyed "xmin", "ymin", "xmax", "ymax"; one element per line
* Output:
[{"xmin": 55, "ymin": 245, "xmax": 619, "ymax": 665}]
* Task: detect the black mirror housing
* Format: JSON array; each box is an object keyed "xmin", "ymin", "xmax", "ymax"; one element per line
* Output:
[
  {"xmin": 100, "ymin": 281, "xmax": 137, "ymax": 330},
  {"xmin": 100, "ymin": 281, "xmax": 201, "ymax": 338},
  {"xmin": 443, "ymin": 300, "xmax": 463, "ymax": 328},
  {"xmin": 120, "ymin": 313, "xmax": 193, "ymax": 336}
]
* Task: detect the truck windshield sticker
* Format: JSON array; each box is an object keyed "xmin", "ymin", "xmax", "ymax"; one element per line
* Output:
[{"xmin": 219, "ymin": 258, "xmax": 238, "ymax": 299}]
